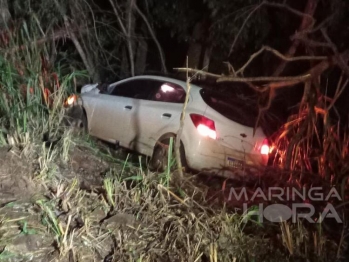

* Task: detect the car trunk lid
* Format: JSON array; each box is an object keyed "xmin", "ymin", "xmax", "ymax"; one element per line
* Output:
[{"xmin": 199, "ymin": 89, "xmax": 267, "ymax": 154}]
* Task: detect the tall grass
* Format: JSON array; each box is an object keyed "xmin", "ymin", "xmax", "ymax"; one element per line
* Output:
[
  {"xmin": 0, "ymin": 17, "xmax": 86, "ymax": 148},
  {"xmin": 264, "ymin": 78, "xmax": 349, "ymax": 258}
]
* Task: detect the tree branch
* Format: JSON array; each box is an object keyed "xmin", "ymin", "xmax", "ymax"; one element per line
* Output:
[
  {"xmin": 108, "ymin": 0, "xmax": 135, "ymax": 76},
  {"xmin": 264, "ymin": 1, "xmax": 316, "ymax": 28},
  {"xmin": 127, "ymin": 0, "xmax": 135, "ymax": 76},
  {"xmin": 134, "ymin": 4, "xmax": 167, "ymax": 74},
  {"xmin": 217, "ymin": 74, "xmax": 311, "ymax": 83},
  {"xmin": 176, "ymin": 51, "xmax": 349, "ymax": 92},
  {"xmin": 292, "ymin": 13, "xmax": 334, "ymax": 38},
  {"xmin": 228, "ymin": 2, "xmax": 263, "ymax": 56},
  {"xmin": 175, "ymin": 57, "xmax": 191, "ymax": 179},
  {"xmin": 108, "ymin": 0, "xmax": 127, "ymax": 35},
  {"xmin": 0, "ymin": 0, "xmax": 11, "ymax": 29},
  {"xmin": 321, "ymin": 29, "xmax": 349, "ymax": 78},
  {"xmin": 2, "ymin": 29, "xmax": 69, "ymax": 55},
  {"xmin": 53, "ymin": 0, "xmax": 99, "ymax": 82},
  {"xmin": 290, "ymin": 36, "xmax": 332, "ymax": 48},
  {"xmin": 228, "ymin": 0, "xmax": 317, "ymax": 58},
  {"xmin": 236, "ymin": 45, "xmax": 326, "ymax": 76},
  {"xmin": 174, "ymin": 67, "xmax": 221, "ymax": 79},
  {"xmin": 327, "ymin": 73, "xmax": 349, "ymax": 111},
  {"xmin": 175, "ymin": 67, "xmax": 311, "ymax": 84},
  {"xmin": 267, "ymin": 78, "xmax": 311, "ymax": 89},
  {"xmin": 271, "ymin": 0, "xmax": 318, "ymax": 76}
]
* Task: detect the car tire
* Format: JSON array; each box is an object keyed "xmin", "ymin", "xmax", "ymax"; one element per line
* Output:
[
  {"xmin": 148, "ymin": 137, "xmax": 187, "ymax": 172},
  {"xmin": 79, "ymin": 111, "xmax": 88, "ymax": 133},
  {"xmin": 64, "ymin": 105, "xmax": 88, "ymax": 132}
]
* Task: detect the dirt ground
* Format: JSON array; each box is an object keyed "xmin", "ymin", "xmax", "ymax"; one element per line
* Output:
[
  {"xmin": 0, "ymin": 140, "xmax": 343, "ymax": 262},
  {"xmin": 0, "ymin": 144, "xmax": 115, "ymax": 262},
  {"xmin": 0, "ymin": 143, "xmax": 209, "ymax": 261}
]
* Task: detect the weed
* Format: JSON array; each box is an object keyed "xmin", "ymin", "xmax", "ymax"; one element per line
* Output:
[
  {"xmin": 36, "ymin": 199, "xmax": 62, "ymax": 239},
  {"xmin": 18, "ymin": 221, "xmax": 37, "ymax": 235},
  {"xmin": 103, "ymin": 178, "xmax": 116, "ymax": 208}
]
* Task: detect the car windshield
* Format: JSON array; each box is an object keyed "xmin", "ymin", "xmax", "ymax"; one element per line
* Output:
[{"xmin": 200, "ymin": 89, "xmax": 258, "ymax": 127}]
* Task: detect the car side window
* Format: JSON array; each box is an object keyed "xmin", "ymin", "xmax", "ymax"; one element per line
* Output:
[
  {"xmin": 110, "ymin": 79, "xmax": 153, "ymax": 99},
  {"xmin": 148, "ymin": 80, "xmax": 186, "ymax": 103}
]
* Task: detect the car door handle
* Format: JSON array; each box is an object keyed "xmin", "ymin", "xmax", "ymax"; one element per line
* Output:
[
  {"xmin": 124, "ymin": 105, "xmax": 132, "ymax": 110},
  {"xmin": 162, "ymin": 113, "xmax": 171, "ymax": 118}
]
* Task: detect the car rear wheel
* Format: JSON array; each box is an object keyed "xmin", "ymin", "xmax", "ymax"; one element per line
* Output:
[{"xmin": 148, "ymin": 137, "xmax": 187, "ymax": 172}]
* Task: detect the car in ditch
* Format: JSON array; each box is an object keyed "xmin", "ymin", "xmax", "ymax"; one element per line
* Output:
[{"xmin": 64, "ymin": 75, "xmax": 270, "ymax": 176}]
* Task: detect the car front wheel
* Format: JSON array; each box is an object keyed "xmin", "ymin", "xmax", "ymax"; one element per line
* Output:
[{"xmin": 64, "ymin": 105, "xmax": 88, "ymax": 133}]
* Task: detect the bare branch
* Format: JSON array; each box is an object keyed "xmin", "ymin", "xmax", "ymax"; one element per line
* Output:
[
  {"xmin": 236, "ymin": 47, "xmax": 265, "ymax": 76},
  {"xmin": 264, "ymin": 1, "xmax": 315, "ymax": 28},
  {"xmin": 0, "ymin": 0, "xmax": 11, "ymax": 29},
  {"xmin": 228, "ymin": 0, "xmax": 317, "ymax": 58},
  {"xmin": 53, "ymin": 0, "xmax": 99, "ymax": 82},
  {"xmin": 217, "ymin": 74, "xmax": 311, "ymax": 83},
  {"xmin": 263, "ymin": 46, "xmax": 326, "ymax": 61},
  {"xmin": 127, "ymin": 0, "xmax": 135, "ymax": 76},
  {"xmin": 271, "ymin": 0, "xmax": 317, "ymax": 76},
  {"xmin": 175, "ymin": 57, "xmax": 191, "ymax": 179},
  {"xmin": 267, "ymin": 78, "xmax": 311, "ymax": 89},
  {"xmin": 306, "ymin": 56, "xmax": 332, "ymax": 78},
  {"xmin": 175, "ymin": 67, "xmax": 311, "ymax": 85},
  {"xmin": 291, "ymin": 36, "xmax": 332, "ymax": 48},
  {"xmin": 321, "ymin": 29, "xmax": 349, "ymax": 78},
  {"xmin": 108, "ymin": 0, "xmax": 127, "ymax": 35},
  {"xmin": 228, "ymin": 3, "xmax": 263, "ymax": 56},
  {"xmin": 134, "ymin": 4, "xmax": 167, "ymax": 74},
  {"xmin": 2, "ymin": 29, "xmax": 69, "ymax": 55},
  {"xmin": 327, "ymin": 73, "xmax": 349, "ymax": 111},
  {"xmin": 236, "ymin": 45, "xmax": 326, "ymax": 76},
  {"xmin": 293, "ymin": 13, "xmax": 334, "ymax": 37},
  {"xmin": 174, "ymin": 68, "xmax": 221, "ymax": 79},
  {"xmin": 108, "ymin": 0, "xmax": 135, "ymax": 76}
]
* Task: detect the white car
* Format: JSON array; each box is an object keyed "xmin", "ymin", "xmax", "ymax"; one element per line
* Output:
[{"xmin": 66, "ymin": 75, "xmax": 270, "ymax": 175}]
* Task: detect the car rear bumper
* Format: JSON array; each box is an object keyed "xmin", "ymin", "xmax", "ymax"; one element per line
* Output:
[{"xmin": 184, "ymin": 136, "xmax": 268, "ymax": 175}]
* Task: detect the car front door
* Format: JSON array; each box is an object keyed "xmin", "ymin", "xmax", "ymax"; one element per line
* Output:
[
  {"xmin": 123, "ymin": 79, "xmax": 186, "ymax": 156},
  {"xmin": 86, "ymin": 88, "xmax": 130, "ymax": 144},
  {"xmin": 107, "ymin": 79, "xmax": 152, "ymax": 149}
]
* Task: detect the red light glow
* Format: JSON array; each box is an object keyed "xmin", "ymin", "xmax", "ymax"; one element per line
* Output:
[
  {"xmin": 197, "ymin": 124, "xmax": 217, "ymax": 139},
  {"xmin": 261, "ymin": 144, "xmax": 269, "ymax": 155},
  {"xmin": 190, "ymin": 114, "xmax": 217, "ymax": 140}
]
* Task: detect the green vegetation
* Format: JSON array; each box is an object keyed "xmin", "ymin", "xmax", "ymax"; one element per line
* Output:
[{"xmin": 0, "ymin": 1, "xmax": 348, "ymax": 261}]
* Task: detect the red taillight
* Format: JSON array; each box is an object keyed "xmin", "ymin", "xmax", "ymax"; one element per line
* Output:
[
  {"xmin": 260, "ymin": 139, "xmax": 270, "ymax": 155},
  {"xmin": 190, "ymin": 114, "xmax": 217, "ymax": 140}
]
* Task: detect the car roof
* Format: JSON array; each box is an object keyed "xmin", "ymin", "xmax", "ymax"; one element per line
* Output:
[{"xmin": 113, "ymin": 75, "xmax": 203, "ymax": 92}]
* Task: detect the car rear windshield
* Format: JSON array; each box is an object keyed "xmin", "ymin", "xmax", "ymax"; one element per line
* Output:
[{"xmin": 200, "ymin": 89, "xmax": 258, "ymax": 127}]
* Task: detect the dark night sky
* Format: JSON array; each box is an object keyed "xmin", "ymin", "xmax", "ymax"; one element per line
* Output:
[{"xmin": 53, "ymin": 0, "xmax": 349, "ymax": 130}]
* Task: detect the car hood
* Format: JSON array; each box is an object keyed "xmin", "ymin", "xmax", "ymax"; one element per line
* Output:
[{"xmin": 81, "ymin": 83, "xmax": 99, "ymax": 94}]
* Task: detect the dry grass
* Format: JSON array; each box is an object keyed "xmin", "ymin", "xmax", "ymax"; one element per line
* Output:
[{"xmin": 0, "ymin": 134, "xmax": 341, "ymax": 262}]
